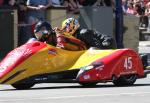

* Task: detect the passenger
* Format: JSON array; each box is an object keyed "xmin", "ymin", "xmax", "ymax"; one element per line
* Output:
[
  {"xmin": 54, "ymin": 18, "xmax": 87, "ymax": 51},
  {"xmin": 26, "ymin": 0, "xmax": 52, "ymax": 24},
  {"xmin": 56, "ymin": 17, "xmax": 116, "ymax": 49},
  {"xmin": 77, "ymin": 28, "xmax": 117, "ymax": 49}
]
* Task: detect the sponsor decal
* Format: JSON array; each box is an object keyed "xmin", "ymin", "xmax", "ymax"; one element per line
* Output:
[
  {"xmin": 48, "ymin": 48, "xmax": 57, "ymax": 55},
  {"xmin": 0, "ymin": 49, "xmax": 23, "ymax": 72},
  {"xmin": 35, "ymin": 77, "xmax": 48, "ymax": 81},
  {"xmin": 83, "ymin": 75, "xmax": 90, "ymax": 80},
  {"xmin": 23, "ymin": 48, "xmax": 32, "ymax": 57},
  {"xmin": 124, "ymin": 57, "xmax": 133, "ymax": 70},
  {"xmin": 0, "ymin": 67, "xmax": 5, "ymax": 72}
]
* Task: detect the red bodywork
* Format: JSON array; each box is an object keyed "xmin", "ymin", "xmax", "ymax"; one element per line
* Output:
[
  {"xmin": 0, "ymin": 41, "xmax": 146, "ymax": 86},
  {"xmin": 0, "ymin": 42, "xmax": 46, "ymax": 79},
  {"xmin": 78, "ymin": 49, "xmax": 145, "ymax": 82}
]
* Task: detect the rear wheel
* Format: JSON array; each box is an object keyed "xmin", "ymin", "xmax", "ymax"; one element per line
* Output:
[
  {"xmin": 11, "ymin": 83, "xmax": 35, "ymax": 90},
  {"xmin": 112, "ymin": 74, "xmax": 137, "ymax": 86}
]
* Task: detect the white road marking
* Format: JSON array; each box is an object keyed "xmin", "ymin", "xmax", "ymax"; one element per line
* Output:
[{"xmin": 1, "ymin": 92, "xmax": 150, "ymax": 102}]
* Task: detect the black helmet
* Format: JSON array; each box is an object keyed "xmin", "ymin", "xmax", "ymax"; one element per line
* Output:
[{"xmin": 34, "ymin": 21, "xmax": 53, "ymax": 41}]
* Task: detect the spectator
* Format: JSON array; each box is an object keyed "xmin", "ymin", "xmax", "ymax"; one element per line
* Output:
[
  {"xmin": 62, "ymin": 0, "xmax": 80, "ymax": 14},
  {"xmin": 122, "ymin": 0, "xmax": 128, "ymax": 14},
  {"xmin": 78, "ymin": 0, "xmax": 97, "ymax": 6},
  {"xmin": 144, "ymin": 2, "xmax": 150, "ymax": 16},
  {"xmin": 134, "ymin": 3, "xmax": 145, "ymax": 16},
  {"xmin": 26, "ymin": 0, "xmax": 52, "ymax": 25},
  {"xmin": 26, "ymin": 0, "xmax": 52, "ymax": 40},
  {"xmin": 0, "ymin": 0, "xmax": 4, "ymax": 6},
  {"xmin": 139, "ymin": 15, "xmax": 148, "ymax": 28},
  {"xmin": 15, "ymin": 0, "xmax": 29, "ymax": 46},
  {"xmin": 103, "ymin": 0, "xmax": 113, "ymax": 6},
  {"xmin": 16, "ymin": 0, "xmax": 27, "ymax": 23},
  {"xmin": 92, "ymin": 0, "xmax": 115, "ymax": 11},
  {"xmin": 2, "ymin": 0, "xmax": 16, "ymax": 9},
  {"xmin": 51, "ymin": 0, "xmax": 61, "ymax": 6},
  {"xmin": 92, "ymin": 0, "xmax": 104, "ymax": 7},
  {"xmin": 126, "ymin": 2, "xmax": 136, "ymax": 14},
  {"xmin": 143, "ymin": 0, "xmax": 149, "ymax": 6}
]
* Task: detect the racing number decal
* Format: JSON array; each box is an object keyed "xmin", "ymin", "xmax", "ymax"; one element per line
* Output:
[{"xmin": 124, "ymin": 57, "xmax": 132, "ymax": 70}]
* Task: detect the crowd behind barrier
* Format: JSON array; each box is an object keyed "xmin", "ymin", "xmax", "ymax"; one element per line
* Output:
[
  {"xmin": 1, "ymin": 0, "xmax": 149, "ymax": 44},
  {"xmin": 0, "ymin": 0, "xmax": 115, "ymax": 46},
  {"xmin": 122, "ymin": 0, "xmax": 150, "ymax": 33},
  {"xmin": 0, "ymin": 0, "xmax": 114, "ymax": 23},
  {"xmin": 0, "ymin": 0, "xmax": 144, "ymax": 59}
]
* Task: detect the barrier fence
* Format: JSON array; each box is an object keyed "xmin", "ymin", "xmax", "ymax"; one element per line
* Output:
[{"xmin": 0, "ymin": 7, "xmax": 140, "ymax": 59}]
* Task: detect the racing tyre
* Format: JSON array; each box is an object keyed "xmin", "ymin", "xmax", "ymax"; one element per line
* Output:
[
  {"xmin": 112, "ymin": 75, "xmax": 137, "ymax": 86},
  {"xmin": 79, "ymin": 82, "xmax": 98, "ymax": 87},
  {"xmin": 11, "ymin": 83, "xmax": 35, "ymax": 90}
]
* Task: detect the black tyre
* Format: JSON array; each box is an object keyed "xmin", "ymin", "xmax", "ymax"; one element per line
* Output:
[
  {"xmin": 11, "ymin": 83, "xmax": 35, "ymax": 90},
  {"xmin": 79, "ymin": 82, "xmax": 98, "ymax": 87},
  {"xmin": 112, "ymin": 75, "xmax": 137, "ymax": 86}
]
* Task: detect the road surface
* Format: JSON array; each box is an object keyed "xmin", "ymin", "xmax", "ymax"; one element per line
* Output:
[{"xmin": 0, "ymin": 75, "xmax": 150, "ymax": 103}]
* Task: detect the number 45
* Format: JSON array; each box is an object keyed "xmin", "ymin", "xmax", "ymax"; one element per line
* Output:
[{"xmin": 124, "ymin": 57, "xmax": 132, "ymax": 70}]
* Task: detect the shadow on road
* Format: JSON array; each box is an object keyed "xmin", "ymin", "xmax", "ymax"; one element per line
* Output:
[{"xmin": 1, "ymin": 83, "xmax": 150, "ymax": 91}]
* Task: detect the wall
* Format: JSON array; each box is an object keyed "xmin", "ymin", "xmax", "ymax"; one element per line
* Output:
[
  {"xmin": 123, "ymin": 14, "xmax": 139, "ymax": 52},
  {"xmin": 79, "ymin": 6, "xmax": 114, "ymax": 37},
  {"xmin": 46, "ymin": 7, "xmax": 67, "ymax": 28},
  {"xmin": 0, "ymin": 9, "xmax": 18, "ymax": 59}
]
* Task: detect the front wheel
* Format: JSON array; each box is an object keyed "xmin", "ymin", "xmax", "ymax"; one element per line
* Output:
[
  {"xmin": 112, "ymin": 74, "xmax": 137, "ymax": 86},
  {"xmin": 11, "ymin": 83, "xmax": 35, "ymax": 90}
]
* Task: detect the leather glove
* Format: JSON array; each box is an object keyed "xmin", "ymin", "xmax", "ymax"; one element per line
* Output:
[{"xmin": 102, "ymin": 41, "xmax": 110, "ymax": 47}]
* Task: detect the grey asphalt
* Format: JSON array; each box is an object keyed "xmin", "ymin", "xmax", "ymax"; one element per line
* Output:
[
  {"xmin": 139, "ymin": 41, "xmax": 150, "ymax": 53},
  {"xmin": 139, "ymin": 41, "xmax": 150, "ymax": 65},
  {"xmin": 0, "ymin": 75, "xmax": 150, "ymax": 103}
]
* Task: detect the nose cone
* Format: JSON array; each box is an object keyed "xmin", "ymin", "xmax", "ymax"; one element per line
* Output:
[{"xmin": 0, "ymin": 41, "xmax": 47, "ymax": 80}]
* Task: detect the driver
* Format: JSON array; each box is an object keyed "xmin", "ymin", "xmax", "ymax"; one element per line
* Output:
[{"xmin": 33, "ymin": 21, "xmax": 56, "ymax": 45}]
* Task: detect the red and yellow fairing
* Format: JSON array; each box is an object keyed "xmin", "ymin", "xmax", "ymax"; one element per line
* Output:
[
  {"xmin": 78, "ymin": 49, "xmax": 144, "ymax": 82},
  {"xmin": 0, "ymin": 41, "xmax": 144, "ymax": 84}
]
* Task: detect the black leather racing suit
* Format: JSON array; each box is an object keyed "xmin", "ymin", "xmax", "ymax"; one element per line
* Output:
[{"xmin": 76, "ymin": 29, "xmax": 117, "ymax": 49}]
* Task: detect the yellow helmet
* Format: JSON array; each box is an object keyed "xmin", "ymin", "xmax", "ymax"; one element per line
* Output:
[{"xmin": 62, "ymin": 18, "xmax": 80, "ymax": 35}]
